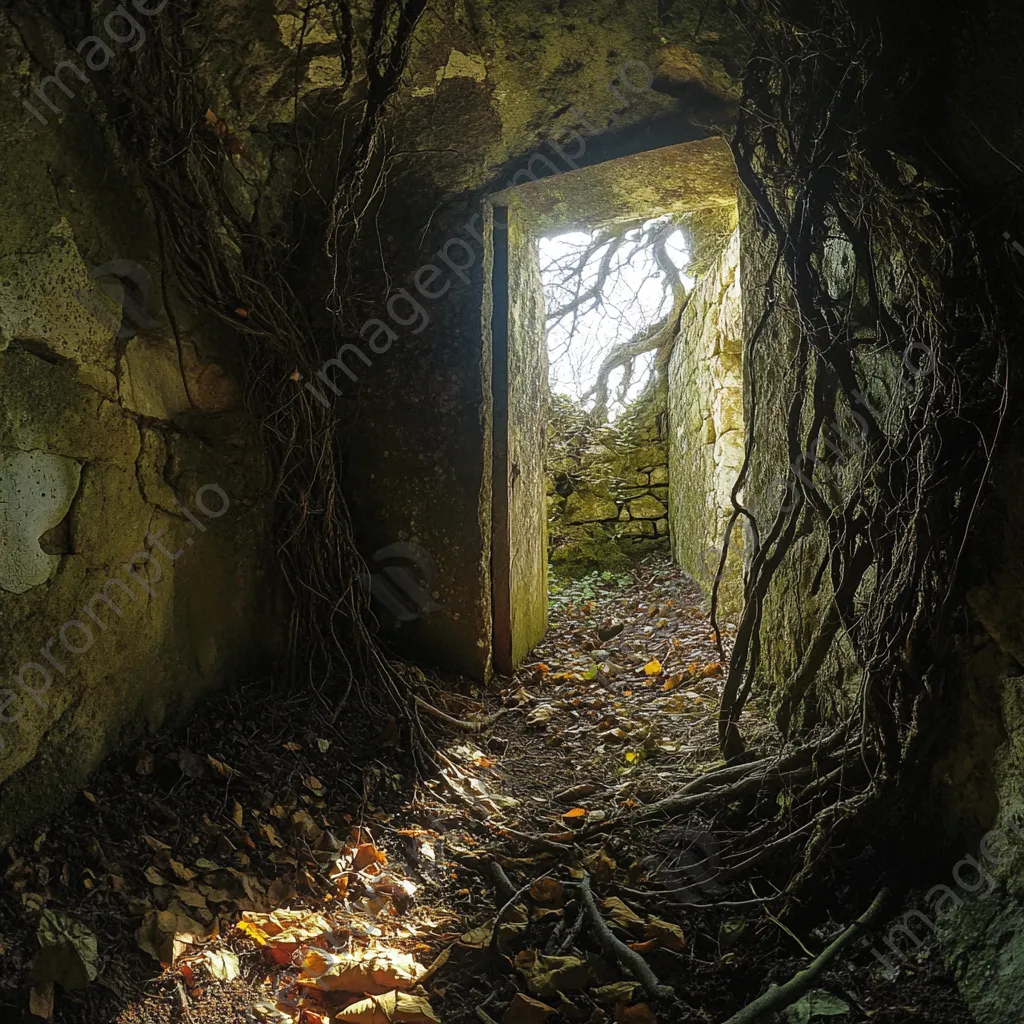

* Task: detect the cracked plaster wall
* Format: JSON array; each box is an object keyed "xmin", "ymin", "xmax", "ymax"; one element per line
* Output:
[{"xmin": 0, "ymin": 10, "xmax": 275, "ymax": 844}]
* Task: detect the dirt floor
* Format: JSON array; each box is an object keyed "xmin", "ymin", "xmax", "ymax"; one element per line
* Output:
[{"xmin": 0, "ymin": 555, "xmax": 974, "ymax": 1023}]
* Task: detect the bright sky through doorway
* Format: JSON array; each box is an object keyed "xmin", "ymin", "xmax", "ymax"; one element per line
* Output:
[{"xmin": 539, "ymin": 217, "xmax": 693, "ymax": 418}]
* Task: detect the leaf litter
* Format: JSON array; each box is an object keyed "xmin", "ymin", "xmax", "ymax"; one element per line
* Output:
[{"xmin": 0, "ymin": 553, "xmax": 975, "ymax": 1023}]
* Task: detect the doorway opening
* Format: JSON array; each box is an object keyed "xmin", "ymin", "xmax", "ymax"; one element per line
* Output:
[
  {"xmin": 541, "ymin": 216, "xmax": 692, "ymax": 599},
  {"xmin": 489, "ymin": 138, "xmax": 745, "ymax": 672}
]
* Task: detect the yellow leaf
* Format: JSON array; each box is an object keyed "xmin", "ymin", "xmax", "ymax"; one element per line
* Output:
[
  {"xmin": 625, "ymin": 751, "xmax": 638, "ymax": 763},
  {"xmin": 662, "ymin": 674, "xmax": 682, "ymax": 692},
  {"xmin": 643, "ymin": 660, "xmax": 662, "ymax": 676}
]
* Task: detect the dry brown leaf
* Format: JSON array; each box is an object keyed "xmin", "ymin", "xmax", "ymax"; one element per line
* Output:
[
  {"xmin": 529, "ymin": 877, "xmax": 566, "ymax": 907},
  {"xmin": 502, "ymin": 992, "xmax": 556, "ymax": 1024},
  {"xmin": 515, "ymin": 950, "xmax": 594, "ymax": 996},
  {"xmin": 627, "ymin": 938, "xmax": 659, "ymax": 953},
  {"xmin": 292, "ymin": 810, "xmax": 324, "ymax": 843},
  {"xmin": 145, "ymin": 866, "xmax": 169, "ymax": 886},
  {"xmin": 136, "ymin": 909, "xmax": 208, "ymax": 965},
  {"xmin": 297, "ymin": 946, "xmax": 426, "ymax": 994},
  {"xmin": 236, "ymin": 909, "xmax": 330, "ymax": 961},
  {"xmin": 585, "ymin": 848, "xmax": 617, "ymax": 884},
  {"xmin": 206, "ymin": 756, "xmax": 237, "ymax": 778},
  {"xmin": 615, "ymin": 1003, "xmax": 658, "ymax": 1024},
  {"xmin": 198, "ymin": 886, "xmax": 233, "ymax": 904},
  {"xmin": 335, "ymin": 990, "xmax": 439, "ymax": 1024},
  {"xmin": 593, "ymin": 981, "xmax": 639, "ymax": 1005},
  {"xmin": 174, "ymin": 887, "xmax": 207, "ymax": 911},
  {"xmin": 601, "ymin": 897, "xmax": 644, "ymax": 932},
  {"xmin": 555, "ymin": 783, "xmax": 598, "ymax": 803},
  {"xmin": 527, "ymin": 704, "xmax": 557, "ymax": 725},
  {"xmin": 644, "ymin": 917, "xmax": 685, "ymax": 951},
  {"xmin": 457, "ymin": 922, "xmax": 495, "ymax": 948},
  {"xmin": 168, "ymin": 859, "xmax": 197, "ymax": 882},
  {"xmin": 259, "ymin": 824, "xmax": 284, "ymax": 848},
  {"xmin": 203, "ymin": 948, "xmax": 240, "ymax": 981},
  {"xmin": 29, "ymin": 981, "xmax": 54, "ymax": 1019},
  {"xmin": 267, "ymin": 878, "xmax": 296, "ymax": 904},
  {"xmin": 418, "ymin": 943, "xmax": 451, "ymax": 983}
]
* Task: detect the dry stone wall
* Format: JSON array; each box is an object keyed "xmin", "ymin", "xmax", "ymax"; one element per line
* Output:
[
  {"xmin": 667, "ymin": 225, "xmax": 744, "ymax": 614},
  {"xmin": 546, "ymin": 389, "xmax": 669, "ymax": 576}
]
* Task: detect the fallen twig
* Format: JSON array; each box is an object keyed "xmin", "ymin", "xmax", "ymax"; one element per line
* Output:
[
  {"xmin": 488, "ymin": 861, "xmax": 518, "ymax": 903},
  {"xmin": 721, "ymin": 888, "xmax": 889, "ymax": 1024},
  {"xmin": 578, "ymin": 873, "xmax": 675, "ymax": 1003},
  {"xmin": 490, "ymin": 868, "xmax": 552, "ymax": 950},
  {"xmin": 495, "ymin": 824, "xmax": 577, "ymax": 854},
  {"xmin": 415, "ymin": 696, "xmax": 508, "ymax": 732}
]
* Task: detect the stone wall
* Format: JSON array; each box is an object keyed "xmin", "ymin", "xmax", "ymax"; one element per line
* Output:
[
  {"xmin": 667, "ymin": 222, "xmax": 744, "ymax": 614},
  {"xmin": 0, "ymin": 0, "xmax": 747, "ymax": 839},
  {"xmin": 546, "ymin": 388, "xmax": 669, "ymax": 576},
  {"xmin": 0, "ymin": 12, "xmax": 275, "ymax": 844}
]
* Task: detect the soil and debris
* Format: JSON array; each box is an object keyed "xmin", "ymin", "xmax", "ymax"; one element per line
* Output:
[{"xmin": 0, "ymin": 556, "xmax": 972, "ymax": 1023}]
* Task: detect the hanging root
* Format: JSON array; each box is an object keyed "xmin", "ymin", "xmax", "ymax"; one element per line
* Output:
[
  {"xmin": 84, "ymin": 0, "xmax": 438, "ymax": 762},
  {"xmin": 702, "ymin": 0, "xmax": 1010, "ymax": 893}
]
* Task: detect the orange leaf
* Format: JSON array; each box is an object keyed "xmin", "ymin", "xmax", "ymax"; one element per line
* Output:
[
  {"xmin": 562, "ymin": 808, "xmax": 588, "ymax": 819},
  {"xmin": 627, "ymin": 939, "xmax": 659, "ymax": 953},
  {"xmin": 352, "ymin": 843, "xmax": 387, "ymax": 871},
  {"xmin": 616, "ymin": 1003, "xmax": 658, "ymax": 1024}
]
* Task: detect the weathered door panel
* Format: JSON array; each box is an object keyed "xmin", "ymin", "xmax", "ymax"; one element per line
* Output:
[{"xmin": 491, "ymin": 206, "xmax": 547, "ymax": 673}]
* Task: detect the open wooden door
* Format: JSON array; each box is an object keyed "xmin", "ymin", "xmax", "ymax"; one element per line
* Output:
[{"xmin": 491, "ymin": 205, "xmax": 548, "ymax": 675}]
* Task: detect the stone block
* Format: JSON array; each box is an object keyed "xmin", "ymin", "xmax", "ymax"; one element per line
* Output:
[
  {"xmin": 565, "ymin": 492, "xmax": 619, "ymax": 523},
  {"xmin": 627, "ymin": 494, "xmax": 667, "ymax": 520},
  {"xmin": 120, "ymin": 334, "xmax": 192, "ymax": 420}
]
